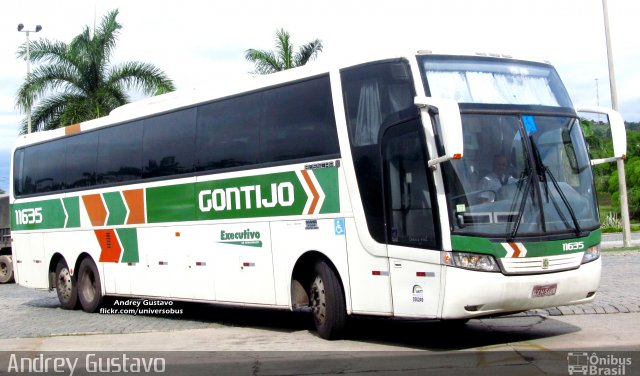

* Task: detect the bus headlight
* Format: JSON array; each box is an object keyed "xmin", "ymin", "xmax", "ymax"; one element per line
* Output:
[
  {"xmin": 581, "ymin": 244, "xmax": 600, "ymax": 264},
  {"xmin": 442, "ymin": 251, "xmax": 500, "ymax": 272}
]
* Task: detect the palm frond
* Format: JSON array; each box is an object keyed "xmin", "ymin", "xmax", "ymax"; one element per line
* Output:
[
  {"xmin": 294, "ymin": 39, "xmax": 323, "ymax": 67},
  {"xmin": 245, "ymin": 49, "xmax": 282, "ymax": 74},
  {"xmin": 16, "ymin": 39, "xmax": 69, "ymax": 65},
  {"xmin": 94, "ymin": 9, "xmax": 122, "ymax": 62},
  {"xmin": 21, "ymin": 93, "xmax": 81, "ymax": 133},
  {"xmin": 274, "ymin": 28, "xmax": 293, "ymax": 70},
  {"xmin": 15, "ymin": 63, "xmax": 83, "ymax": 112},
  {"xmin": 245, "ymin": 28, "xmax": 323, "ymax": 74},
  {"xmin": 107, "ymin": 62, "xmax": 175, "ymax": 96},
  {"xmin": 14, "ymin": 8, "xmax": 175, "ymax": 132}
]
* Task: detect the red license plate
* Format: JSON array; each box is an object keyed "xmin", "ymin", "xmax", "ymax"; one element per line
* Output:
[{"xmin": 532, "ymin": 283, "xmax": 557, "ymax": 298}]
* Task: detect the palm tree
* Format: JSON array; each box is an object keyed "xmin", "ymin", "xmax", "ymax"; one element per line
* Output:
[
  {"xmin": 15, "ymin": 9, "xmax": 175, "ymax": 133},
  {"xmin": 245, "ymin": 28, "xmax": 323, "ymax": 75}
]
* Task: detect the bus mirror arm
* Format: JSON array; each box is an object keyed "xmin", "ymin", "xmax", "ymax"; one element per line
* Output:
[
  {"xmin": 591, "ymin": 156, "xmax": 621, "ymax": 166},
  {"xmin": 427, "ymin": 155, "xmax": 455, "ymax": 169},
  {"xmin": 415, "ymin": 96, "xmax": 464, "ymax": 169}
]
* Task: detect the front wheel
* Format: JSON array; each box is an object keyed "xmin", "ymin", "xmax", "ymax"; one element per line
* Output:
[
  {"xmin": 309, "ymin": 260, "xmax": 346, "ymax": 340},
  {"xmin": 77, "ymin": 258, "xmax": 103, "ymax": 313},
  {"xmin": 55, "ymin": 259, "xmax": 79, "ymax": 310},
  {"xmin": 0, "ymin": 255, "xmax": 14, "ymax": 284}
]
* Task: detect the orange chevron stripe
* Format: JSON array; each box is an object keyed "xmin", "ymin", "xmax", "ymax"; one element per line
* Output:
[
  {"xmin": 95, "ymin": 229, "xmax": 122, "ymax": 263},
  {"xmin": 82, "ymin": 194, "xmax": 107, "ymax": 227},
  {"xmin": 64, "ymin": 123, "xmax": 81, "ymax": 135},
  {"xmin": 508, "ymin": 242, "xmax": 521, "ymax": 258},
  {"xmin": 300, "ymin": 170, "xmax": 319, "ymax": 214},
  {"xmin": 123, "ymin": 189, "xmax": 145, "ymax": 224}
]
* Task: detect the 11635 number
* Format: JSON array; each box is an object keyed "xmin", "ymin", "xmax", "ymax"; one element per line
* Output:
[{"xmin": 14, "ymin": 208, "xmax": 43, "ymax": 225}]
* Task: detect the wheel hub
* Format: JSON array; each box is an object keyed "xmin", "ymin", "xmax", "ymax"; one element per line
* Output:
[
  {"xmin": 310, "ymin": 276, "xmax": 326, "ymax": 324},
  {"xmin": 58, "ymin": 268, "xmax": 72, "ymax": 300}
]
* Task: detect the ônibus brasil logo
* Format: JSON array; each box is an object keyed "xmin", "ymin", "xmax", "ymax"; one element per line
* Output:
[{"xmin": 567, "ymin": 352, "xmax": 632, "ymax": 375}]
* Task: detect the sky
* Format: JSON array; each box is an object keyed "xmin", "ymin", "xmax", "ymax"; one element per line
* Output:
[{"xmin": 1, "ymin": 0, "xmax": 639, "ymax": 193}]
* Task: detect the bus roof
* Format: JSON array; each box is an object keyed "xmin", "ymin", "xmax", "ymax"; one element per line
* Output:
[{"xmin": 11, "ymin": 50, "xmax": 553, "ymax": 150}]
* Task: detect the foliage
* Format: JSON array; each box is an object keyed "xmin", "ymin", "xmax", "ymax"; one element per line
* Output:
[
  {"xmin": 245, "ymin": 28, "xmax": 323, "ymax": 75},
  {"xmin": 582, "ymin": 118, "xmax": 640, "ymax": 221},
  {"xmin": 601, "ymin": 211, "xmax": 622, "ymax": 228},
  {"xmin": 15, "ymin": 9, "xmax": 175, "ymax": 133}
]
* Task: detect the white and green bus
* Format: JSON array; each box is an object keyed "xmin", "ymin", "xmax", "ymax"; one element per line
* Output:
[{"xmin": 10, "ymin": 51, "xmax": 626, "ymax": 339}]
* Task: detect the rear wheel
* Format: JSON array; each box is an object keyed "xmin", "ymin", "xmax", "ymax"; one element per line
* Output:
[
  {"xmin": 55, "ymin": 259, "xmax": 79, "ymax": 310},
  {"xmin": 77, "ymin": 258, "xmax": 103, "ymax": 313},
  {"xmin": 0, "ymin": 255, "xmax": 14, "ymax": 284},
  {"xmin": 309, "ymin": 260, "xmax": 346, "ymax": 340}
]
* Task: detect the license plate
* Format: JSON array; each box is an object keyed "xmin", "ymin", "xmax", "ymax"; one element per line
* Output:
[{"xmin": 532, "ymin": 283, "xmax": 557, "ymax": 298}]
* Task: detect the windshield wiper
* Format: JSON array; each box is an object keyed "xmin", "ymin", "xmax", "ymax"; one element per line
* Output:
[
  {"xmin": 529, "ymin": 139, "xmax": 584, "ymax": 237},
  {"xmin": 542, "ymin": 165, "xmax": 584, "ymax": 236},
  {"xmin": 507, "ymin": 168, "xmax": 533, "ymax": 241}
]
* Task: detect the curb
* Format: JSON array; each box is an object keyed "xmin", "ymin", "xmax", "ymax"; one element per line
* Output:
[{"xmin": 515, "ymin": 303, "xmax": 640, "ymax": 318}]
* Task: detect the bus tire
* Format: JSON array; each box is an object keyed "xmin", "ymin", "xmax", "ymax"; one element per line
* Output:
[
  {"xmin": 0, "ymin": 255, "xmax": 14, "ymax": 284},
  {"xmin": 55, "ymin": 259, "xmax": 79, "ymax": 310},
  {"xmin": 77, "ymin": 258, "xmax": 103, "ymax": 313},
  {"xmin": 309, "ymin": 260, "xmax": 346, "ymax": 340}
]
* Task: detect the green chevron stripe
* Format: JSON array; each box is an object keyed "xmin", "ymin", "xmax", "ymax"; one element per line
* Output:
[
  {"xmin": 314, "ymin": 168, "xmax": 339, "ymax": 214},
  {"xmin": 117, "ymin": 228, "xmax": 139, "ymax": 263},
  {"xmin": 63, "ymin": 197, "xmax": 80, "ymax": 228},
  {"xmin": 104, "ymin": 191, "xmax": 128, "ymax": 226}
]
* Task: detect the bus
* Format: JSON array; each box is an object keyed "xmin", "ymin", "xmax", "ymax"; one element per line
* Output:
[{"xmin": 9, "ymin": 51, "xmax": 626, "ymax": 339}]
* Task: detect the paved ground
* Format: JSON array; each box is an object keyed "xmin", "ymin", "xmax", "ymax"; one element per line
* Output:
[
  {"xmin": 520, "ymin": 250, "xmax": 640, "ymax": 316},
  {"xmin": 601, "ymin": 231, "xmax": 640, "ymax": 248},
  {"xmin": 0, "ymin": 285, "xmax": 232, "ymax": 339},
  {"xmin": 1, "ymin": 251, "xmax": 638, "ymax": 340}
]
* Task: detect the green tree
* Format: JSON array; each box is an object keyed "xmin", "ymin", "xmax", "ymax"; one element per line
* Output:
[
  {"xmin": 245, "ymin": 28, "xmax": 323, "ymax": 75},
  {"xmin": 15, "ymin": 9, "xmax": 175, "ymax": 134},
  {"xmin": 608, "ymin": 129, "xmax": 640, "ymax": 220}
]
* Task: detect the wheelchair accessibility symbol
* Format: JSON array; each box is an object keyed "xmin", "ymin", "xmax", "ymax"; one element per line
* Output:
[{"xmin": 334, "ymin": 218, "xmax": 345, "ymax": 236}]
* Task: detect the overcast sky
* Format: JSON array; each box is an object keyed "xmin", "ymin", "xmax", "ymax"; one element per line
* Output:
[{"xmin": 1, "ymin": 0, "xmax": 639, "ymax": 192}]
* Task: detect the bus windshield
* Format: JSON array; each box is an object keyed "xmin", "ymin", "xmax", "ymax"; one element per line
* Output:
[
  {"xmin": 420, "ymin": 55, "xmax": 572, "ymax": 107},
  {"xmin": 441, "ymin": 114, "xmax": 599, "ymax": 238},
  {"xmin": 418, "ymin": 55, "xmax": 597, "ymax": 238}
]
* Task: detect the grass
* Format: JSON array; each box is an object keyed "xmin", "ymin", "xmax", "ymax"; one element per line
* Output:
[
  {"xmin": 601, "ymin": 225, "xmax": 640, "ymax": 233},
  {"xmin": 598, "ymin": 197, "xmax": 639, "ymax": 232}
]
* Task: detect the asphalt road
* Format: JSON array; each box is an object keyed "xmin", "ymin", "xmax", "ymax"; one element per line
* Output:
[{"xmin": 601, "ymin": 231, "xmax": 640, "ymax": 247}]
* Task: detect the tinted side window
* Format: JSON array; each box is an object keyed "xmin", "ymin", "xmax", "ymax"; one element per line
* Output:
[
  {"xmin": 23, "ymin": 141, "xmax": 66, "ymax": 194},
  {"xmin": 143, "ymin": 109, "xmax": 196, "ymax": 178},
  {"xmin": 97, "ymin": 121, "xmax": 143, "ymax": 185},
  {"xmin": 341, "ymin": 61, "xmax": 416, "ymax": 146},
  {"xmin": 13, "ymin": 149, "xmax": 25, "ymax": 196},
  {"xmin": 20, "ymin": 147, "xmax": 38, "ymax": 195},
  {"xmin": 384, "ymin": 121, "xmax": 439, "ymax": 248},
  {"xmin": 65, "ymin": 132, "xmax": 98, "ymax": 189},
  {"xmin": 196, "ymin": 93, "xmax": 260, "ymax": 171},
  {"xmin": 340, "ymin": 60, "xmax": 417, "ymax": 242},
  {"xmin": 260, "ymin": 76, "xmax": 339, "ymax": 162}
]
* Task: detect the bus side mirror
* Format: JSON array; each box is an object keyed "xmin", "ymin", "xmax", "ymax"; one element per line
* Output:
[
  {"xmin": 575, "ymin": 105, "xmax": 627, "ymax": 165},
  {"xmin": 414, "ymin": 96, "xmax": 464, "ymax": 168}
]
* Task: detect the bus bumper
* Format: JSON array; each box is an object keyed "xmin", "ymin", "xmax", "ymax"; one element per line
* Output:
[{"xmin": 440, "ymin": 257, "xmax": 601, "ymax": 319}]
